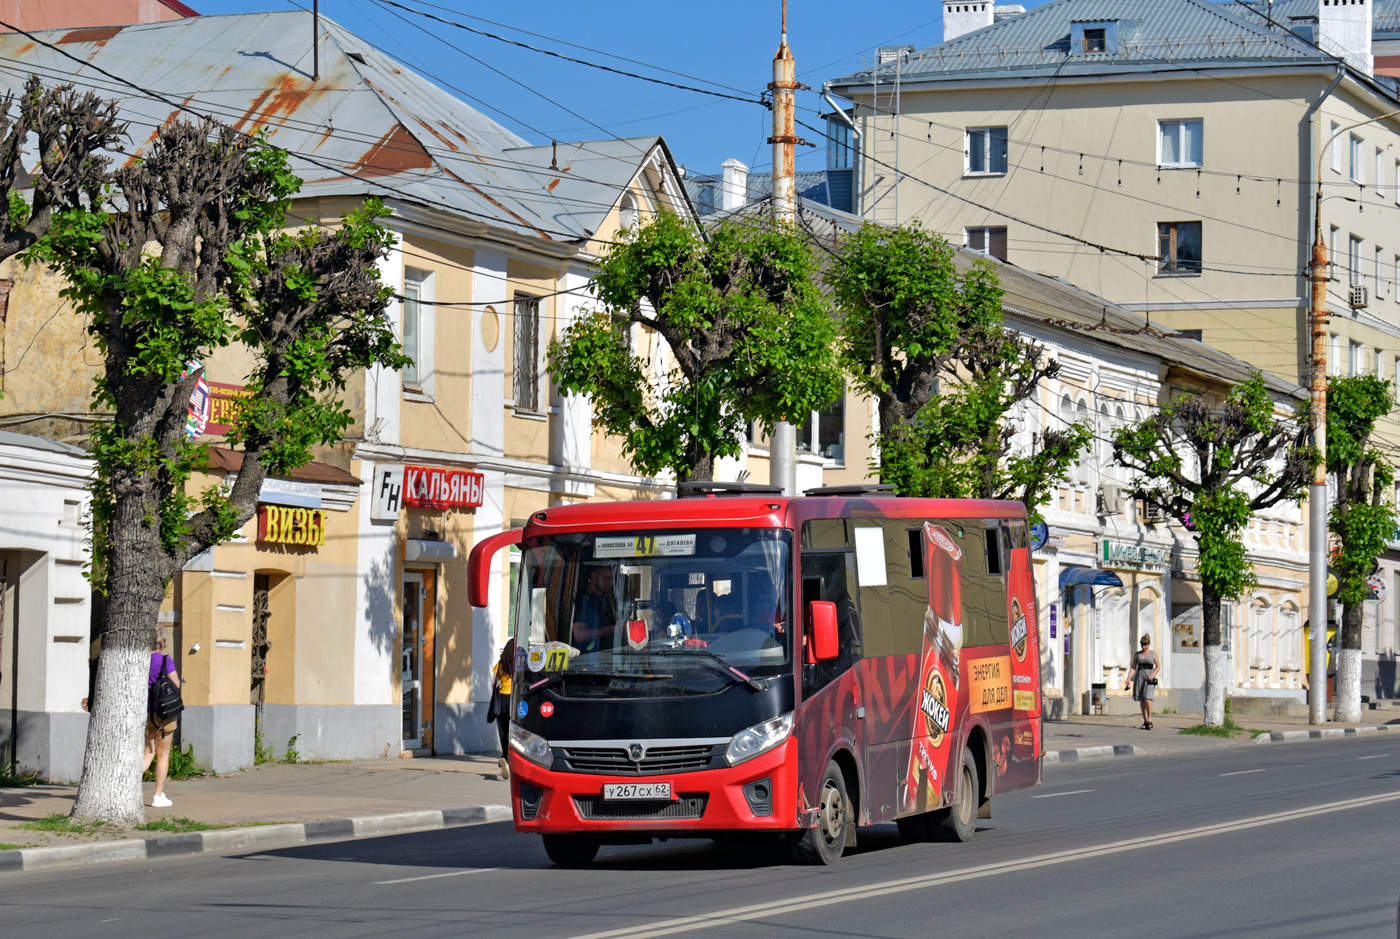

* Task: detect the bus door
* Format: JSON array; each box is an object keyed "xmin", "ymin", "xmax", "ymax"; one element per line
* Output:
[
  {"xmin": 1001, "ymin": 518, "xmax": 1042, "ymax": 790},
  {"xmin": 795, "ymin": 540, "xmax": 861, "ymax": 826}
]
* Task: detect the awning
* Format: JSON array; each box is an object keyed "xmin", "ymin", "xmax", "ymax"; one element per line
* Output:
[{"xmin": 1059, "ymin": 567, "xmax": 1124, "ymax": 588}]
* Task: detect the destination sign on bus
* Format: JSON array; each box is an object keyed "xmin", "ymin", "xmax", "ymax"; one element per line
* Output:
[{"xmin": 594, "ymin": 534, "xmax": 696, "ymax": 558}]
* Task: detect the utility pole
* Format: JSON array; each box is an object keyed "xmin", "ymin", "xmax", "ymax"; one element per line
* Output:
[
  {"xmin": 1308, "ymin": 185, "xmax": 1329, "ymax": 725},
  {"xmin": 768, "ymin": 0, "xmax": 800, "ymax": 496}
]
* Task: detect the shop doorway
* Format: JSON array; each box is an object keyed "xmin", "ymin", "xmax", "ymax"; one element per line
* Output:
[{"xmin": 401, "ymin": 570, "xmax": 436, "ymax": 751}]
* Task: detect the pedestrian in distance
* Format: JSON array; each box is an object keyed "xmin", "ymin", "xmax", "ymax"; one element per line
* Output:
[
  {"xmin": 1126, "ymin": 633, "xmax": 1160, "ymax": 730},
  {"xmin": 490, "ymin": 637, "xmax": 516, "ymax": 780},
  {"xmin": 144, "ymin": 632, "xmax": 182, "ymax": 807}
]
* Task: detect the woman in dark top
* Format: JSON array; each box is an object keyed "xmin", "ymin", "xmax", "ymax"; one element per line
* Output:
[{"xmin": 1126, "ymin": 633, "xmax": 1160, "ymax": 730}]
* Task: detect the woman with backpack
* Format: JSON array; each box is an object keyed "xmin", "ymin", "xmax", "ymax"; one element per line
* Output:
[{"xmin": 144, "ymin": 633, "xmax": 182, "ymax": 808}]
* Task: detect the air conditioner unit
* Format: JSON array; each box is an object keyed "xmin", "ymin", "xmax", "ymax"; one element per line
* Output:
[
  {"xmin": 1350, "ymin": 284, "xmax": 1369, "ymax": 309},
  {"xmin": 1097, "ymin": 483, "xmax": 1123, "ymax": 516},
  {"xmin": 1140, "ymin": 499, "xmax": 1168, "ymax": 524}
]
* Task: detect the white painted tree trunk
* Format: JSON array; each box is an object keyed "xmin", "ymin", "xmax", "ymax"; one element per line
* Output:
[
  {"xmin": 1203, "ymin": 643, "xmax": 1226, "ymax": 726},
  {"xmin": 70, "ymin": 639, "xmax": 149, "ymax": 825},
  {"xmin": 1333, "ymin": 647, "xmax": 1363, "ymax": 724}
]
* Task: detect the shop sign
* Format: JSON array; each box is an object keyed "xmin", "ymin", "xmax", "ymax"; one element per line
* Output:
[
  {"xmin": 258, "ymin": 505, "xmax": 327, "ymax": 547},
  {"xmin": 206, "ymin": 382, "xmax": 254, "ymax": 435},
  {"xmin": 259, "ymin": 478, "xmax": 322, "ymax": 509},
  {"xmin": 402, "ymin": 464, "xmax": 485, "ymax": 510},
  {"xmin": 1100, "ymin": 538, "xmax": 1168, "ymax": 573},
  {"xmin": 371, "ymin": 465, "xmax": 405, "ymax": 522}
]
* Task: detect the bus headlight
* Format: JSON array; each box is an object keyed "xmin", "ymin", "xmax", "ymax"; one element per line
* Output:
[
  {"xmin": 509, "ymin": 721, "xmax": 554, "ymax": 767},
  {"xmin": 725, "ymin": 712, "xmax": 794, "ymax": 766}
]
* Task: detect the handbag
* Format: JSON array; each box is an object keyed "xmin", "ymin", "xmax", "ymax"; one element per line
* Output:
[{"xmin": 486, "ymin": 679, "xmax": 501, "ymax": 723}]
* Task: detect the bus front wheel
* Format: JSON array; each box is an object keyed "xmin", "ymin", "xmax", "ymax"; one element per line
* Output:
[
  {"xmin": 789, "ymin": 760, "xmax": 851, "ymax": 866},
  {"xmin": 938, "ymin": 748, "xmax": 979, "ymax": 842},
  {"xmin": 542, "ymin": 834, "xmax": 600, "ymax": 867}
]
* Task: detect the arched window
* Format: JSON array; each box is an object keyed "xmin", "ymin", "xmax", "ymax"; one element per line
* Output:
[
  {"xmin": 1250, "ymin": 597, "xmax": 1274, "ymax": 671},
  {"xmin": 1279, "ymin": 602, "xmax": 1301, "ymax": 670},
  {"xmin": 1138, "ymin": 588, "xmax": 1160, "ymax": 652},
  {"xmin": 619, "ymin": 193, "xmax": 638, "ymax": 232},
  {"xmin": 1075, "ymin": 398, "xmax": 1091, "ymax": 484}
]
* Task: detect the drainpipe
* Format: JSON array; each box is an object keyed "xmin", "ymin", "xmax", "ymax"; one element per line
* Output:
[{"xmin": 823, "ymin": 83, "xmax": 862, "ymax": 216}]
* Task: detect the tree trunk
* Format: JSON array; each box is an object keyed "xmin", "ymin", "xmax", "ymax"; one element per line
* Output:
[
  {"xmin": 1332, "ymin": 600, "xmax": 1365, "ymax": 723},
  {"xmin": 1200, "ymin": 582, "xmax": 1226, "ymax": 726},
  {"xmin": 70, "ymin": 487, "xmax": 168, "ymax": 825},
  {"xmin": 680, "ymin": 448, "xmax": 715, "ymax": 486}
]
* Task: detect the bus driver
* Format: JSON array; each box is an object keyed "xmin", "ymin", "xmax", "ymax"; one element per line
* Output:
[{"xmin": 572, "ymin": 565, "xmax": 617, "ymax": 654}]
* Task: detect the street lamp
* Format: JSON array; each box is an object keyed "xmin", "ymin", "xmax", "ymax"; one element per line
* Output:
[{"xmin": 1307, "ymin": 110, "xmax": 1400, "ymax": 724}]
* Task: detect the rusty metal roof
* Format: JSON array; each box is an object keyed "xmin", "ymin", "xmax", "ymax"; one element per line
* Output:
[{"xmin": 0, "ymin": 11, "xmax": 663, "ymax": 243}]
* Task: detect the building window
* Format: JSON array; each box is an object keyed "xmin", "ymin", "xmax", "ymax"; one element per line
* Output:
[
  {"xmin": 827, "ymin": 115, "xmax": 853, "ymax": 170},
  {"xmin": 1082, "ymin": 27, "xmax": 1107, "ymax": 52},
  {"xmin": 1349, "ymin": 135, "xmax": 1364, "ymax": 184},
  {"xmin": 513, "ymin": 295, "xmax": 541, "ymax": 412},
  {"xmin": 797, "ymin": 392, "xmax": 846, "ymax": 463},
  {"xmin": 966, "ymin": 126, "xmax": 1008, "ymax": 175},
  {"xmin": 1070, "ymin": 20, "xmax": 1117, "ymax": 54},
  {"xmin": 1376, "ymin": 246, "xmax": 1386, "ymax": 299},
  {"xmin": 1329, "ymin": 225, "xmax": 1340, "ymax": 280},
  {"xmin": 1378, "ymin": 147, "xmax": 1386, "ymax": 195},
  {"xmin": 1331, "ymin": 122, "xmax": 1341, "ymax": 173},
  {"xmin": 618, "ymin": 193, "xmax": 638, "ymax": 232},
  {"xmin": 402, "ymin": 277, "xmax": 422, "ymax": 389},
  {"xmin": 1376, "ymin": 348, "xmax": 1385, "ymax": 379},
  {"xmin": 1179, "ymin": 328, "xmax": 1203, "ymax": 341},
  {"xmin": 1395, "ymin": 161, "xmax": 1400, "ymax": 204},
  {"xmin": 1349, "ymin": 234, "xmax": 1364, "ymax": 285},
  {"xmin": 966, "ymin": 226, "xmax": 1008, "ymax": 260},
  {"xmin": 1329, "ymin": 333, "xmax": 1341, "ymax": 376},
  {"xmin": 1157, "ymin": 221, "xmax": 1201, "ymax": 274},
  {"xmin": 1158, "ymin": 119, "xmax": 1203, "ymax": 168},
  {"xmin": 1350, "ymin": 341, "xmax": 1364, "ymax": 377}
]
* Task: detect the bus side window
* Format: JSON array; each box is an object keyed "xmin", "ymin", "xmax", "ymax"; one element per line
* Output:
[
  {"xmin": 800, "ymin": 552, "xmax": 861, "ymax": 692},
  {"xmin": 907, "ymin": 529, "xmax": 924, "ymax": 579},
  {"xmin": 961, "ymin": 521, "xmax": 1009, "ymax": 647},
  {"xmin": 984, "ymin": 527, "xmax": 1003, "ymax": 577}
]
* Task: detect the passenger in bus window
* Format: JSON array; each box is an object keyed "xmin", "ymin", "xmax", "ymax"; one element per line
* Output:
[{"xmin": 572, "ymin": 565, "xmax": 617, "ymax": 654}]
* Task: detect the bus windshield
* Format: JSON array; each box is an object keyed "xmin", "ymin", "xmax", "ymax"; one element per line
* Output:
[{"xmin": 515, "ymin": 528, "xmax": 793, "ymax": 690}]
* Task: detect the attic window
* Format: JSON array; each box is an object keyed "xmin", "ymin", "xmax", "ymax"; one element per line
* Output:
[
  {"xmin": 347, "ymin": 52, "xmax": 367, "ymax": 64},
  {"xmin": 1069, "ymin": 20, "xmax": 1118, "ymax": 55}
]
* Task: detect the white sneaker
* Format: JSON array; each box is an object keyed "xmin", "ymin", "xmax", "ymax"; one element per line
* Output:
[
  {"xmin": 497, "ymin": 757, "xmax": 510, "ymax": 780},
  {"xmin": 152, "ymin": 793, "xmax": 172, "ymax": 808}
]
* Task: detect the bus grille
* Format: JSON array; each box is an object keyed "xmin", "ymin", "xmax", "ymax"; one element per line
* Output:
[
  {"xmin": 555, "ymin": 744, "xmax": 720, "ymax": 775},
  {"xmin": 573, "ymin": 794, "xmax": 708, "ymax": 821}
]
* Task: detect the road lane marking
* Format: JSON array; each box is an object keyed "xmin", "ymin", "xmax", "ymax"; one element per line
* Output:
[
  {"xmin": 1219, "ymin": 769, "xmax": 1266, "ymax": 776},
  {"xmin": 1031, "ymin": 789, "xmax": 1095, "ymax": 798},
  {"xmin": 563, "ymin": 789, "xmax": 1400, "ymax": 939},
  {"xmin": 1356, "ymin": 754, "xmax": 1389, "ymax": 760},
  {"xmin": 373, "ymin": 868, "xmax": 494, "ymax": 885}
]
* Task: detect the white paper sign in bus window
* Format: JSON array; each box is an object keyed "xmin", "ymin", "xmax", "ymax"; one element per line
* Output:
[
  {"xmin": 594, "ymin": 534, "xmax": 697, "ymax": 559},
  {"xmin": 854, "ymin": 526, "xmax": 888, "ymax": 587}
]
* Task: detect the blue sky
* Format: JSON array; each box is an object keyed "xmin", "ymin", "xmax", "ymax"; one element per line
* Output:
[{"xmin": 186, "ymin": 0, "xmax": 1049, "ymax": 177}]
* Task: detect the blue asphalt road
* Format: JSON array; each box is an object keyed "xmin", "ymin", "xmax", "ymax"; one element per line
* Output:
[{"xmin": 3, "ymin": 734, "xmax": 1397, "ymax": 939}]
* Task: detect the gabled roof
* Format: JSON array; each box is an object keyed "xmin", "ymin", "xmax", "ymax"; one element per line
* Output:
[
  {"xmin": 1229, "ymin": 0, "xmax": 1400, "ymax": 40},
  {"xmin": 830, "ymin": 0, "xmax": 1333, "ymax": 88},
  {"xmin": 0, "ymin": 12, "xmax": 677, "ymax": 245}
]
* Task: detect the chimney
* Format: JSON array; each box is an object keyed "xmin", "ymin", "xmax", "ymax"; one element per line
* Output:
[
  {"xmin": 1319, "ymin": 0, "xmax": 1372, "ymax": 77},
  {"xmin": 721, "ymin": 158, "xmax": 749, "ymax": 212},
  {"xmin": 943, "ymin": 1, "xmax": 994, "ymax": 42}
]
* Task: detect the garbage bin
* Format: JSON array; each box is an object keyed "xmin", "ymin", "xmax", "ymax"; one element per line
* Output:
[{"xmin": 1090, "ymin": 682, "xmax": 1107, "ymax": 715}]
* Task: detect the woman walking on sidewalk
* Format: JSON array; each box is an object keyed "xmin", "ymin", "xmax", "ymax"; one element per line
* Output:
[
  {"xmin": 490, "ymin": 638, "xmax": 516, "ymax": 779},
  {"xmin": 1127, "ymin": 633, "xmax": 1160, "ymax": 730},
  {"xmin": 144, "ymin": 634, "xmax": 181, "ymax": 807}
]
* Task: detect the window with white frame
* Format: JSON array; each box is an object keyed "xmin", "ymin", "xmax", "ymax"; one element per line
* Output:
[
  {"xmin": 965, "ymin": 126, "xmax": 1008, "ymax": 175},
  {"xmin": 1158, "ymin": 119, "xmax": 1203, "ymax": 168},
  {"xmin": 1157, "ymin": 221, "xmax": 1201, "ymax": 274},
  {"xmin": 1075, "ymin": 398, "xmax": 1090, "ymax": 485},
  {"xmin": 1395, "ymin": 359, "xmax": 1400, "ymax": 401},
  {"xmin": 1350, "ymin": 341, "xmax": 1364, "ymax": 377},
  {"xmin": 1394, "ymin": 255, "xmax": 1400, "ymax": 300},
  {"xmin": 513, "ymin": 294, "xmax": 541, "ymax": 412},
  {"xmin": 1377, "ymin": 246, "xmax": 1386, "ymax": 299},
  {"xmin": 1349, "ymin": 234, "xmax": 1364, "ymax": 285},
  {"xmin": 1329, "ymin": 225, "xmax": 1340, "ymax": 280},
  {"xmin": 401, "ymin": 268, "xmax": 434, "ymax": 393},
  {"xmin": 1349, "ymin": 135, "xmax": 1365, "ymax": 183},
  {"xmin": 796, "ymin": 391, "xmax": 846, "ymax": 463},
  {"xmin": 966, "ymin": 226, "xmax": 1008, "ymax": 260},
  {"xmin": 1378, "ymin": 147, "xmax": 1386, "ymax": 195},
  {"xmin": 1279, "ymin": 604, "xmax": 1301, "ymax": 670},
  {"xmin": 1250, "ymin": 599, "xmax": 1272, "ymax": 670},
  {"xmin": 618, "ymin": 193, "xmax": 638, "ymax": 232},
  {"xmin": 1395, "ymin": 160, "xmax": 1400, "ymax": 204},
  {"xmin": 1329, "ymin": 333, "xmax": 1341, "ymax": 376},
  {"xmin": 1331, "ymin": 122, "xmax": 1341, "ymax": 173},
  {"xmin": 1376, "ymin": 348, "xmax": 1386, "ymax": 379}
]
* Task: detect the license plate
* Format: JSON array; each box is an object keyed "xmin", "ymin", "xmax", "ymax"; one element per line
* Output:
[{"xmin": 602, "ymin": 782, "xmax": 672, "ymax": 801}]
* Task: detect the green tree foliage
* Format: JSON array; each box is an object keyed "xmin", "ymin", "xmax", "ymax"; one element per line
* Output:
[
  {"xmin": 831, "ymin": 222, "xmax": 1088, "ymax": 521},
  {"xmin": 32, "ymin": 120, "xmax": 408, "ymax": 824},
  {"xmin": 1112, "ymin": 373, "xmax": 1312, "ymax": 725},
  {"xmin": 548, "ymin": 211, "xmax": 841, "ymax": 483},
  {"xmin": 1326, "ymin": 374, "xmax": 1394, "ymax": 722}
]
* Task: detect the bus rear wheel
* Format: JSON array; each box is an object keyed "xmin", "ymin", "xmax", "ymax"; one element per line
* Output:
[
  {"xmin": 788, "ymin": 760, "xmax": 851, "ymax": 866},
  {"xmin": 542, "ymin": 834, "xmax": 600, "ymax": 867},
  {"xmin": 938, "ymin": 748, "xmax": 979, "ymax": 843}
]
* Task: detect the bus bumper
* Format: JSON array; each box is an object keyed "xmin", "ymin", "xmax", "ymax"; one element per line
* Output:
[{"xmin": 509, "ymin": 738, "xmax": 798, "ymax": 834}]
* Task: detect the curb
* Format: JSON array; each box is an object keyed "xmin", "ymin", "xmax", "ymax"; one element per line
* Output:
[
  {"xmin": 1042, "ymin": 744, "xmax": 1146, "ymax": 763},
  {"xmin": 0, "ymin": 803, "xmax": 512, "ymax": 875},
  {"xmin": 1253, "ymin": 724, "xmax": 1397, "ymax": 744}
]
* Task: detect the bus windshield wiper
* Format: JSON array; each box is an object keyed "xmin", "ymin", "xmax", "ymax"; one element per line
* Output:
[
  {"xmin": 648, "ymin": 647, "xmax": 765, "ymax": 692},
  {"xmin": 523, "ymin": 669, "xmax": 673, "ymax": 695}
]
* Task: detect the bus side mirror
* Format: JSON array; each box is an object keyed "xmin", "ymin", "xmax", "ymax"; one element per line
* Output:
[{"xmin": 808, "ymin": 601, "xmax": 839, "ymax": 661}]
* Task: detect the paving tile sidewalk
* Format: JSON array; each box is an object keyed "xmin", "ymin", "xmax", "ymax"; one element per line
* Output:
[{"xmin": 0, "ymin": 754, "xmax": 511, "ymax": 850}]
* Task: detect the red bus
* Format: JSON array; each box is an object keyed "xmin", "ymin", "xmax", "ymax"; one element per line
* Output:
[{"xmin": 468, "ymin": 484, "xmax": 1042, "ymax": 866}]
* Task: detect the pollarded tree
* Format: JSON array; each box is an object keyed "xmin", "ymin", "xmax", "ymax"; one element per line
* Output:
[
  {"xmin": 1326, "ymin": 374, "xmax": 1395, "ymax": 723},
  {"xmin": 831, "ymin": 224, "xmax": 1089, "ymax": 521},
  {"xmin": 548, "ymin": 210, "xmax": 842, "ymax": 483},
  {"xmin": 0, "ymin": 76, "xmax": 124, "ymax": 262},
  {"xmin": 1113, "ymin": 374, "xmax": 1312, "ymax": 726},
  {"xmin": 34, "ymin": 120, "xmax": 407, "ymax": 825}
]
